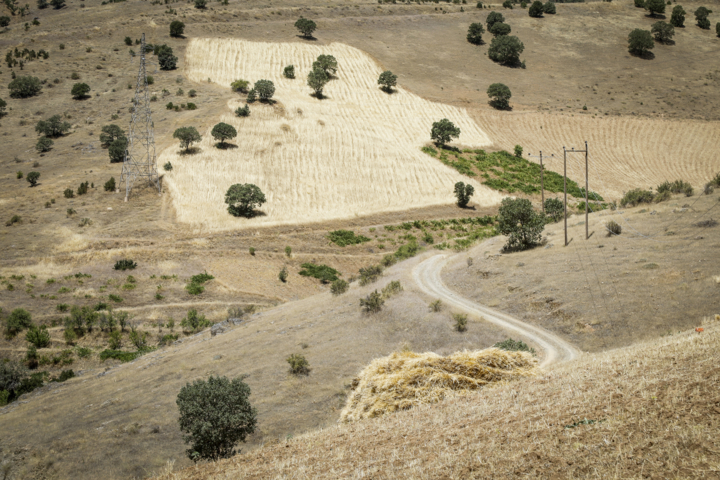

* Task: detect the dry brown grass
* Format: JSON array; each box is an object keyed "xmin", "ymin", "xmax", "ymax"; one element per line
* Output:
[
  {"xmin": 158, "ymin": 319, "xmax": 720, "ymax": 479},
  {"xmin": 340, "ymin": 348, "xmax": 537, "ymax": 422},
  {"xmin": 160, "ymin": 38, "xmax": 501, "ymax": 231}
]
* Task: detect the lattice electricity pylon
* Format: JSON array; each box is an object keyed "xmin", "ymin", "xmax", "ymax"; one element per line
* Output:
[{"xmin": 120, "ymin": 33, "xmax": 160, "ymax": 201}]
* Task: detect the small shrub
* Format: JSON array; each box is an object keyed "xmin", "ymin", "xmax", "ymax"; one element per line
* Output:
[
  {"xmin": 330, "ymin": 279, "xmax": 349, "ymax": 296},
  {"xmin": 56, "ymin": 303, "xmax": 69, "ymax": 312},
  {"xmin": 6, "ymin": 214, "xmax": 21, "ymax": 226},
  {"xmin": 108, "ymin": 331, "xmax": 122, "ymax": 349},
  {"xmin": 76, "ymin": 346, "xmax": 92, "ymax": 358},
  {"xmin": 100, "ymin": 349, "xmax": 140, "ymax": 362},
  {"xmin": 185, "ymin": 283, "xmax": 204, "ymax": 295},
  {"xmin": 71, "ymin": 83, "xmax": 91, "ymax": 99},
  {"xmin": 429, "ymin": 299, "xmax": 442, "ymax": 312},
  {"xmin": 231, "ymin": 79, "xmax": 250, "ymax": 93},
  {"xmin": 164, "ymin": 162, "xmax": 173, "ymax": 171},
  {"xmin": 26, "ymin": 325, "xmax": 51, "ymax": 348},
  {"xmin": 283, "ymin": 65, "xmax": 295, "ymax": 79},
  {"xmin": 620, "ymin": 188, "xmax": 654, "ymax": 207},
  {"xmin": 454, "ymin": 181, "xmax": 475, "ymax": 208},
  {"xmin": 5, "ymin": 308, "xmax": 33, "ymax": 337},
  {"xmin": 286, "ymin": 353, "xmax": 310, "ymax": 374},
  {"xmin": 299, "ymin": 263, "xmax": 340, "ymax": 283},
  {"xmin": 249, "ymin": 247, "xmax": 256, "ymax": 256},
  {"xmin": 453, "ymin": 313, "xmax": 468, "ymax": 332},
  {"xmin": 54, "ymin": 369, "xmax": 75, "ymax": 382},
  {"xmin": 381, "ymin": 280, "xmax": 403, "ymax": 298},
  {"xmin": 104, "ymin": 177, "xmax": 116, "ymax": 192},
  {"xmin": 278, "ymin": 267, "xmax": 288, "ymax": 283},
  {"xmin": 36, "ymin": 137, "xmax": 54, "ymax": 153},
  {"xmin": 181, "ymin": 308, "xmax": 211, "ymax": 332},
  {"xmin": 544, "ymin": 198, "xmax": 564, "ymax": 223},
  {"xmin": 285, "ymin": 246, "xmax": 292, "ymax": 257},
  {"xmin": 359, "ymin": 265, "xmax": 383, "ymax": 286},
  {"xmin": 606, "ymin": 220, "xmax": 622, "ymax": 236},
  {"xmin": 109, "ymin": 293, "xmax": 123, "ymax": 303},
  {"xmin": 494, "ymin": 338, "xmax": 535, "ymax": 354},
  {"xmin": 360, "ymin": 290, "xmax": 384, "ymax": 313},
  {"xmin": 129, "ymin": 329, "xmax": 148, "ymax": 349},
  {"xmin": 114, "ymin": 259, "xmax": 137, "ymax": 270},
  {"xmin": 170, "ymin": 20, "xmax": 185, "ymax": 37},
  {"xmin": 235, "ymin": 104, "xmax": 250, "ymax": 117},
  {"xmin": 328, "ymin": 230, "xmax": 371, "ymax": 247}
]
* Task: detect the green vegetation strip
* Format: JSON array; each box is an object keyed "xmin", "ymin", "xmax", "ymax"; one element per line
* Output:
[
  {"xmin": 328, "ymin": 229, "xmax": 370, "ymax": 247},
  {"xmin": 298, "ymin": 263, "xmax": 340, "ymax": 283}
]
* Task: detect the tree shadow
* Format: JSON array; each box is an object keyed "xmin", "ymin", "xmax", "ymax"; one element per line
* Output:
[
  {"xmin": 645, "ymin": 13, "xmax": 666, "ymax": 20},
  {"xmin": 655, "ymin": 38, "xmax": 676, "ymax": 45},
  {"xmin": 438, "ymin": 144, "xmax": 461, "ymax": 154},
  {"xmin": 259, "ymin": 98, "xmax": 277, "ymax": 105},
  {"xmin": 214, "ymin": 143, "xmax": 238, "ymax": 150},
  {"xmin": 380, "ymin": 86, "xmax": 397, "ymax": 95},
  {"xmin": 630, "ymin": 50, "xmax": 655, "ymax": 60},
  {"xmin": 179, "ymin": 146, "xmax": 201, "ymax": 156},
  {"xmin": 310, "ymin": 92, "xmax": 328, "ymax": 100},
  {"xmin": 230, "ymin": 208, "xmax": 267, "ymax": 219},
  {"xmin": 296, "ymin": 35, "xmax": 317, "ymax": 41},
  {"xmin": 488, "ymin": 100, "xmax": 512, "ymax": 111}
]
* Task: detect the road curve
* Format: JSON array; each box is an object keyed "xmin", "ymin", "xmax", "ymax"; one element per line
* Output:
[{"xmin": 412, "ymin": 254, "xmax": 580, "ymax": 368}]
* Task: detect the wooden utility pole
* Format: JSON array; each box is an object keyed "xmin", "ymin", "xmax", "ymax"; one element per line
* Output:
[
  {"xmin": 528, "ymin": 151, "xmax": 554, "ymax": 213},
  {"xmin": 584, "ymin": 141, "xmax": 589, "ymax": 240},
  {"xmin": 563, "ymin": 147, "xmax": 568, "ymax": 246},
  {"xmin": 563, "ymin": 142, "xmax": 590, "ymax": 245}
]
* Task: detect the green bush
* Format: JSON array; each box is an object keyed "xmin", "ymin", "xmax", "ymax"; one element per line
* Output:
[
  {"xmin": 36, "ymin": 115, "xmax": 71, "ymax": 137},
  {"xmin": 104, "ymin": 177, "xmax": 116, "ymax": 192},
  {"xmin": 307, "ymin": 67, "xmax": 329, "ymax": 97},
  {"xmin": 494, "ymin": 338, "xmax": 535, "ymax": 354},
  {"xmin": 454, "ymin": 181, "xmax": 475, "ymax": 208},
  {"xmin": 36, "ymin": 137, "xmax": 53, "ymax": 153},
  {"xmin": 378, "ymin": 70, "xmax": 398, "ymax": 91},
  {"xmin": 295, "ymin": 17, "xmax": 317, "ymax": 38},
  {"xmin": 170, "ymin": 20, "xmax": 185, "ymax": 37},
  {"xmin": 26, "ymin": 171, "xmax": 41, "ymax": 186},
  {"xmin": 359, "ymin": 265, "xmax": 383, "ymax": 286},
  {"xmin": 253, "ymin": 79, "xmax": 275, "ymax": 101},
  {"xmin": 381, "ymin": 280, "xmax": 403, "ymax": 298},
  {"xmin": 191, "ymin": 272, "xmax": 214, "ymax": 284},
  {"xmin": 26, "ymin": 325, "xmax": 51, "ymax": 348},
  {"xmin": 177, "ymin": 375, "xmax": 257, "ymax": 461},
  {"xmin": 279, "ymin": 267, "xmax": 288, "ymax": 283},
  {"xmin": 656, "ymin": 179, "xmax": 693, "ymax": 196},
  {"xmin": 497, "ymin": 197, "xmax": 545, "ymax": 251},
  {"xmin": 9, "ymin": 75, "xmax": 42, "ymax": 98},
  {"xmin": 225, "ymin": 183, "xmax": 266, "ymax": 217},
  {"xmin": 100, "ymin": 349, "xmax": 140, "ymax": 362},
  {"xmin": 283, "ymin": 65, "xmax": 295, "ymax": 79},
  {"xmin": 628, "ymin": 29, "xmax": 654, "ymax": 56},
  {"xmin": 487, "ymin": 83, "xmax": 511, "ymax": 110},
  {"xmin": 5, "ymin": 308, "xmax": 33, "ymax": 337},
  {"xmin": 486, "ymin": 11, "xmax": 505, "ymax": 29},
  {"xmin": 181, "ymin": 309, "xmax": 211, "ymax": 332},
  {"xmin": 488, "ymin": 35, "xmax": 524, "ymax": 65},
  {"xmin": 108, "ymin": 137, "xmax": 128, "ymax": 163},
  {"xmin": 528, "ymin": 0, "xmax": 544, "ymax": 16},
  {"xmin": 645, "ymin": 0, "xmax": 665, "ymax": 16},
  {"xmin": 543, "ymin": 198, "xmax": 564, "ymax": 223},
  {"xmin": 670, "ymin": 5, "xmax": 685, "ymax": 27},
  {"xmin": 114, "ymin": 259, "xmax": 137, "ymax": 270},
  {"xmin": 431, "ymin": 118, "xmax": 460, "ymax": 146},
  {"xmin": 467, "ymin": 22, "xmax": 485, "ymax": 45},
  {"xmin": 606, "ymin": 220, "xmax": 622, "ymax": 236},
  {"xmin": 327, "ymin": 230, "xmax": 371, "ymax": 247},
  {"xmin": 695, "ymin": 6, "xmax": 711, "ymax": 29},
  {"xmin": 231, "ymin": 79, "xmax": 249, "ymax": 93},
  {"xmin": 360, "ymin": 290, "xmax": 384, "ymax": 313},
  {"xmin": 453, "ymin": 313, "xmax": 468, "ymax": 332},
  {"xmin": 0, "ymin": 360, "xmax": 30, "ymax": 403},
  {"xmin": 619, "ymin": 188, "xmax": 654, "ymax": 207},
  {"xmin": 651, "ymin": 21, "xmax": 674, "ymax": 43},
  {"xmin": 330, "ymin": 279, "xmax": 349, "ymax": 296},
  {"xmin": 109, "ymin": 293, "xmax": 123, "ymax": 303},
  {"xmin": 299, "ymin": 263, "xmax": 340, "ymax": 283},
  {"xmin": 76, "ymin": 346, "xmax": 92, "ymax": 358},
  {"xmin": 430, "ymin": 299, "xmax": 442, "ymax": 312},
  {"xmin": 235, "ymin": 104, "xmax": 250, "ymax": 117},
  {"xmin": 286, "ymin": 353, "xmax": 309, "ymax": 374},
  {"xmin": 54, "ymin": 369, "xmax": 75, "ymax": 382},
  {"xmin": 71, "ymin": 83, "xmax": 91, "ymax": 99},
  {"xmin": 129, "ymin": 329, "xmax": 147, "ymax": 349},
  {"xmin": 543, "ymin": 1, "xmax": 556, "ymax": 13}
]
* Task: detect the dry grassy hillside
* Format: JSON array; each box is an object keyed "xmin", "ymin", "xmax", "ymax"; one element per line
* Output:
[{"xmin": 159, "ymin": 318, "xmax": 720, "ymax": 479}]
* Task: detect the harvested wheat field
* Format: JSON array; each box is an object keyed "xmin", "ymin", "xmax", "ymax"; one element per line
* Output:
[
  {"xmin": 160, "ymin": 38, "xmax": 501, "ymax": 230},
  {"xmin": 472, "ymin": 111, "xmax": 720, "ymax": 198},
  {"xmin": 340, "ymin": 348, "xmax": 537, "ymax": 423}
]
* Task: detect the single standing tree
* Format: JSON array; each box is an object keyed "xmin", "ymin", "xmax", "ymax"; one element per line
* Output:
[
  {"xmin": 173, "ymin": 127, "xmax": 202, "ymax": 152},
  {"xmin": 0, "ymin": 98, "xmax": 6, "ymax": 117},
  {"xmin": 71, "ymin": 83, "xmax": 91, "ymax": 99},
  {"xmin": 50, "ymin": 0, "xmax": 64, "ymax": 8},
  {"xmin": 651, "ymin": 21, "xmax": 675, "ymax": 43},
  {"xmin": 35, "ymin": 137, "xmax": 53, "ymax": 152},
  {"xmin": 528, "ymin": 0, "xmax": 544, "ymax": 17},
  {"xmin": 488, "ymin": 35, "xmax": 525, "ymax": 65},
  {"xmin": 194, "ymin": 0, "xmax": 206, "ymax": 8},
  {"xmin": 8, "ymin": 76, "xmax": 42, "ymax": 98},
  {"xmin": 26, "ymin": 171, "xmax": 40, "ymax": 186},
  {"xmin": 497, "ymin": 197, "xmax": 545, "ymax": 251},
  {"xmin": 177, "ymin": 376, "xmax": 257, "ymax": 461},
  {"xmin": 628, "ymin": 29, "xmax": 654, "ymax": 56},
  {"xmin": 253, "ymin": 80, "xmax": 275, "ymax": 101},
  {"xmin": 170, "ymin": 20, "xmax": 185, "ymax": 37},
  {"xmin": 716, "ymin": 22, "xmax": 720, "ymax": 37},
  {"xmin": 670, "ymin": 5, "xmax": 686, "ymax": 27},
  {"xmin": 486, "ymin": 11, "xmax": 505, "ymax": 29},
  {"xmin": 231, "ymin": 79, "xmax": 249, "ymax": 93},
  {"xmin": 225, "ymin": 183, "xmax": 266, "ymax": 217},
  {"xmin": 514, "ymin": 145, "xmax": 523, "ymax": 157},
  {"xmin": 211, "ymin": 122, "xmax": 237, "ymax": 148},
  {"xmin": 36, "ymin": 115, "xmax": 71, "ymax": 137},
  {"xmin": 313, "ymin": 55, "xmax": 338, "ymax": 76},
  {"xmin": 634, "ymin": 0, "xmax": 645, "ymax": 7},
  {"xmin": 158, "ymin": 46, "xmax": 178, "ymax": 70},
  {"xmin": 378, "ymin": 70, "xmax": 397, "ymax": 92},
  {"xmin": 108, "ymin": 137, "xmax": 128, "ymax": 163},
  {"xmin": 431, "ymin": 118, "xmax": 461, "ymax": 146},
  {"xmin": 543, "ymin": 1, "xmax": 556, "ymax": 14},
  {"xmin": 454, "ymin": 182, "xmax": 475, "ymax": 208},
  {"xmin": 467, "ymin": 22, "xmax": 485, "ymax": 44},
  {"xmin": 295, "ymin": 17, "xmax": 317, "ymax": 38},
  {"xmin": 487, "ymin": 83, "xmax": 512, "ymax": 109},
  {"xmin": 644, "ymin": 0, "xmax": 665, "ymax": 16},
  {"xmin": 307, "ymin": 67, "xmax": 329, "ymax": 97},
  {"xmin": 99, "ymin": 124, "xmax": 125, "ymax": 145},
  {"xmin": 0, "ymin": 17, "xmax": 10, "ymax": 29},
  {"xmin": 694, "ymin": 7, "xmax": 712, "ymax": 29},
  {"xmin": 489, "ymin": 22, "xmax": 511, "ymax": 37},
  {"xmin": 283, "ymin": 65, "xmax": 295, "ymax": 79}
]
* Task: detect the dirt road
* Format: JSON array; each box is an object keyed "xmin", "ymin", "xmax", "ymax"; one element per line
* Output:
[{"xmin": 412, "ymin": 253, "xmax": 580, "ymax": 367}]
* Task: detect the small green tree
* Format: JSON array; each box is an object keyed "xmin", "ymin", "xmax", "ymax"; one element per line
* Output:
[
  {"xmin": 173, "ymin": 126, "xmax": 202, "ymax": 152},
  {"xmin": 528, "ymin": 0, "xmax": 544, "ymax": 17},
  {"xmin": 5, "ymin": 308, "xmax": 33, "ymax": 338},
  {"xmin": 695, "ymin": 7, "xmax": 712, "ymax": 29},
  {"xmin": 514, "ymin": 145, "xmax": 523, "ymax": 157},
  {"xmin": 488, "ymin": 35, "xmax": 524, "ymax": 65},
  {"xmin": 0, "ymin": 98, "xmax": 6, "ymax": 117},
  {"xmin": 50, "ymin": 0, "xmax": 64, "ymax": 8},
  {"xmin": 283, "ymin": 65, "xmax": 295, "ymax": 79},
  {"xmin": 9, "ymin": 76, "xmax": 42, "ymax": 98},
  {"xmin": 211, "ymin": 122, "xmax": 237, "ymax": 148},
  {"xmin": 543, "ymin": 1, "xmax": 556, "ymax": 14},
  {"xmin": 489, "ymin": 22, "xmax": 511, "ymax": 37},
  {"xmin": 307, "ymin": 67, "xmax": 329, "ymax": 97},
  {"xmin": 644, "ymin": 0, "xmax": 665, "ymax": 16},
  {"xmin": 124, "ymin": 36, "xmax": 132, "ymax": 46},
  {"xmin": 454, "ymin": 182, "xmax": 475, "ymax": 208},
  {"xmin": 651, "ymin": 21, "xmax": 674, "ymax": 43},
  {"xmin": 294, "ymin": 17, "xmax": 317, "ymax": 38},
  {"xmin": 177, "ymin": 375, "xmax": 257, "ymax": 461},
  {"xmin": 502, "ymin": 0, "xmax": 513, "ymax": 8},
  {"xmin": 467, "ymin": 22, "xmax": 485, "ymax": 44},
  {"xmin": 158, "ymin": 47, "xmax": 178, "ymax": 70},
  {"xmin": 487, "ymin": 83, "xmax": 511, "ymax": 109},
  {"xmin": 108, "ymin": 137, "xmax": 128, "ymax": 163},
  {"xmin": 286, "ymin": 354, "xmax": 309, "ymax": 374},
  {"xmin": 634, "ymin": 0, "xmax": 645, "ymax": 7},
  {"xmin": 431, "ymin": 118, "xmax": 460, "ymax": 146},
  {"xmin": 35, "ymin": 137, "xmax": 53, "ymax": 153},
  {"xmin": 378, "ymin": 70, "xmax": 398, "ymax": 92},
  {"xmin": 486, "ymin": 11, "xmax": 505, "ymax": 28},
  {"xmin": 628, "ymin": 29, "xmax": 654, "ymax": 56},
  {"xmin": 225, "ymin": 183, "xmax": 266, "ymax": 217},
  {"xmin": 26, "ymin": 325, "xmax": 50, "ymax": 348},
  {"xmin": 670, "ymin": 5, "xmax": 685, "ymax": 27},
  {"xmin": 497, "ymin": 197, "xmax": 545, "ymax": 251},
  {"xmin": 35, "ymin": 115, "xmax": 71, "ymax": 137},
  {"xmin": 246, "ymin": 89, "xmax": 257, "ymax": 103},
  {"xmin": 253, "ymin": 79, "xmax": 275, "ymax": 101},
  {"xmin": 235, "ymin": 104, "xmax": 250, "ymax": 117},
  {"xmin": 104, "ymin": 177, "xmax": 116, "ymax": 192},
  {"xmin": 313, "ymin": 55, "xmax": 338, "ymax": 76},
  {"xmin": 170, "ymin": 20, "xmax": 185, "ymax": 37},
  {"xmin": 99, "ymin": 124, "xmax": 125, "ymax": 145},
  {"xmin": 231, "ymin": 79, "xmax": 249, "ymax": 93},
  {"xmin": 194, "ymin": 0, "xmax": 206, "ymax": 8},
  {"xmin": 543, "ymin": 198, "xmax": 564, "ymax": 223},
  {"xmin": 71, "ymin": 83, "xmax": 91, "ymax": 99},
  {"xmin": 26, "ymin": 171, "xmax": 40, "ymax": 186}
]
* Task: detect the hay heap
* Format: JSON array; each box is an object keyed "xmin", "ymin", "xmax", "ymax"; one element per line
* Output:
[{"xmin": 340, "ymin": 348, "xmax": 538, "ymax": 422}]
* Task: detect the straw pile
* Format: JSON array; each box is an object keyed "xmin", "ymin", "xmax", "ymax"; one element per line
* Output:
[{"xmin": 340, "ymin": 348, "xmax": 538, "ymax": 422}]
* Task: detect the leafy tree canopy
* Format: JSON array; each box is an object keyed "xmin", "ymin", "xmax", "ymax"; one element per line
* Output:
[
  {"xmin": 431, "ymin": 118, "xmax": 460, "ymax": 146},
  {"xmin": 307, "ymin": 67, "xmax": 329, "ymax": 97},
  {"xmin": 170, "ymin": 20, "xmax": 185, "ymax": 37},
  {"xmin": 253, "ymin": 79, "xmax": 275, "ymax": 100},
  {"xmin": 628, "ymin": 28, "xmax": 654, "ymax": 56},
  {"xmin": 35, "ymin": 137, "xmax": 53, "ymax": 153},
  {"xmin": 378, "ymin": 70, "xmax": 398, "ymax": 91},
  {"xmin": 225, "ymin": 183, "xmax": 266, "ymax": 218},
  {"xmin": 71, "ymin": 83, "xmax": 90, "ymax": 99},
  {"xmin": 108, "ymin": 137, "xmax": 128, "ymax": 163},
  {"xmin": 670, "ymin": 5, "xmax": 686, "ymax": 27},
  {"xmin": 35, "ymin": 115, "xmax": 70, "ymax": 137},
  {"xmin": 543, "ymin": 1, "xmax": 556, "ymax": 14},
  {"xmin": 99, "ymin": 124, "xmax": 125, "ymax": 145},
  {"xmin": 651, "ymin": 21, "xmax": 674, "ymax": 43},
  {"xmin": 645, "ymin": 0, "xmax": 666, "ymax": 16},
  {"xmin": 8, "ymin": 76, "xmax": 42, "ymax": 98},
  {"xmin": 528, "ymin": 0, "xmax": 544, "ymax": 17},
  {"xmin": 488, "ymin": 35, "xmax": 525, "ymax": 65},
  {"xmin": 489, "ymin": 22, "xmax": 511, "ymax": 37},
  {"xmin": 497, "ymin": 197, "xmax": 545, "ymax": 251},
  {"xmin": 454, "ymin": 182, "xmax": 475, "ymax": 208},
  {"xmin": 211, "ymin": 122, "xmax": 237, "ymax": 146},
  {"xmin": 467, "ymin": 22, "xmax": 485, "ymax": 44},
  {"xmin": 173, "ymin": 126, "xmax": 202, "ymax": 151},
  {"xmin": 487, "ymin": 83, "xmax": 512, "ymax": 110},
  {"xmin": 295, "ymin": 17, "xmax": 317, "ymax": 38},
  {"xmin": 486, "ymin": 11, "xmax": 505, "ymax": 28},
  {"xmin": 313, "ymin": 55, "xmax": 338, "ymax": 76}
]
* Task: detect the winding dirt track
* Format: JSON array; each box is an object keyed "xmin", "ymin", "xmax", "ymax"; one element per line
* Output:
[{"xmin": 412, "ymin": 254, "xmax": 580, "ymax": 367}]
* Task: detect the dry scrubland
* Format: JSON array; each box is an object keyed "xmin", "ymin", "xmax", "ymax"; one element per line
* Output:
[
  {"xmin": 162, "ymin": 38, "xmax": 501, "ymax": 230},
  {"xmin": 160, "ymin": 319, "xmax": 720, "ymax": 479}
]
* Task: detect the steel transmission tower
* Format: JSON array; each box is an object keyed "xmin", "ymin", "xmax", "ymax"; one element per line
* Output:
[{"xmin": 120, "ymin": 33, "xmax": 160, "ymax": 201}]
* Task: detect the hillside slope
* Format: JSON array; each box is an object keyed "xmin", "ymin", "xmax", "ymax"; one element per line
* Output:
[{"xmin": 160, "ymin": 319, "xmax": 720, "ymax": 479}]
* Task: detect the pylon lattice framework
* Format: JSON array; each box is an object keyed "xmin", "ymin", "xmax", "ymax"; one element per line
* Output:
[{"xmin": 120, "ymin": 33, "xmax": 160, "ymax": 201}]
